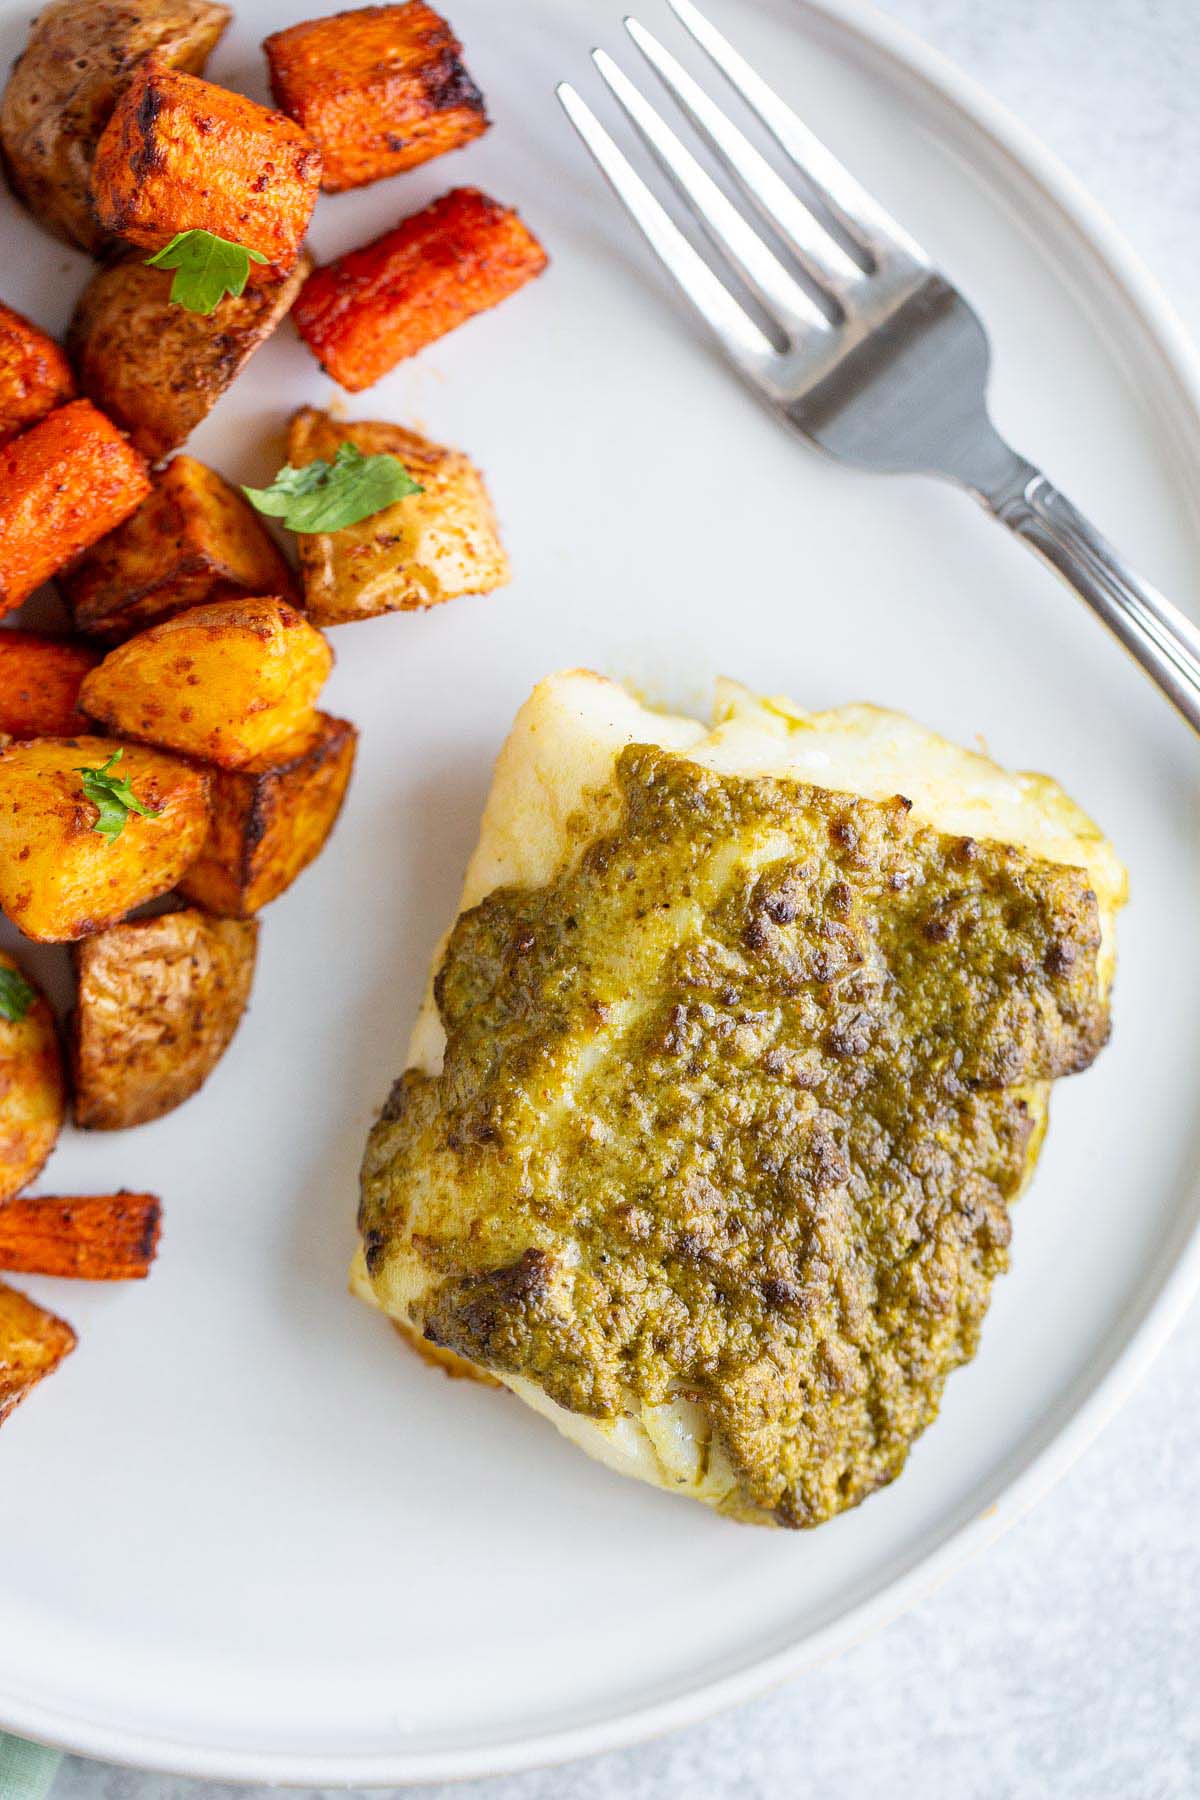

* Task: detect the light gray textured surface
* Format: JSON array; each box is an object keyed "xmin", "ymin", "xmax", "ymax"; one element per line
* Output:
[{"xmin": 53, "ymin": 2, "xmax": 1200, "ymax": 1796}]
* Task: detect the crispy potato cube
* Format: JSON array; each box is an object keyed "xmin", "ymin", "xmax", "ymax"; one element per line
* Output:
[
  {"xmin": 0, "ymin": 401, "xmax": 151, "ymax": 621},
  {"xmin": 0, "ymin": 1280, "xmax": 75, "ymax": 1425},
  {"xmin": 0, "ymin": 633, "xmax": 101, "ymax": 738},
  {"xmin": 292, "ymin": 186, "xmax": 547, "ymax": 390},
  {"xmin": 69, "ymin": 252, "xmax": 312, "ymax": 464},
  {"xmin": 264, "ymin": 2, "xmax": 488, "ymax": 194},
  {"xmin": 90, "ymin": 56, "xmax": 321, "ymax": 275},
  {"xmin": 0, "ymin": 950, "xmax": 66, "ymax": 1204},
  {"xmin": 0, "ymin": 736, "xmax": 209, "ymax": 942},
  {"xmin": 0, "ymin": 1192, "xmax": 161, "ymax": 1279},
  {"xmin": 0, "ymin": 0, "xmax": 230, "ymax": 254},
  {"xmin": 0, "ymin": 301, "xmax": 75, "ymax": 448},
  {"xmin": 288, "ymin": 408, "xmax": 508, "ymax": 623},
  {"xmin": 80, "ymin": 597, "xmax": 333, "ymax": 768},
  {"xmin": 62, "ymin": 457, "xmax": 297, "ymax": 642},
  {"xmin": 73, "ymin": 909, "xmax": 257, "ymax": 1128},
  {"xmin": 179, "ymin": 712, "xmax": 356, "ymax": 914}
]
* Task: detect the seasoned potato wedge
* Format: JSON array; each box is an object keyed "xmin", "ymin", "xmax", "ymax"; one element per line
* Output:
[
  {"xmin": 0, "ymin": 401, "xmax": 151, "ymax": 621},
  {"xmin": 0, "ymin": 300, "xmax": 75, "ymax": 448},
  {"xmin": 264, "ymin": 1, "xmax": 488, "ymax": 193},
  {"xmin": 91, "ymin": 56, "xmax": 321, "ymax": 275},
  {"xmin": 0, "ymin": 1192, "xmax": 161, "ymax": 1279},
  {"xmin": 0, "ymin": 950, "xmax": 66, "ymax": 1204},
  {"xmin": 73, "ymin": 909, "xmax": 257, "ymax": 1128},
  {"xmin": 69, "ymin": 252, "xmax": 312, "ymax": 463},
  {"xmin": 0, "ymin": 736, "xmax": 209, "ymax": 942},
  {"xmin": 292, "ymin": 187, "xmax": 547, "ymax": 390},
  {"xmin": 80, "ymin": 598, "xmax": 333, "ymax": 767},
  {"xmin": 62, "ymin": 457, "xmax": 297, "ymax": 642},
  {"xmin": 288, "ymin": 409, "xmax": 509, "ymax": 623},
  {"xmin": 179, "ymin": 712, "xmax": 357, "ymax": 914},
  {"xmin": 0, "ymin": 1280, "xmax": 75, "ymax": 1425},
  {"xmin": 0, "ymin": 633, "xmax": 101, "ymax": 738},
  {"xmin": 0, "ymin": 0, "xmax": 230, "ymax": 254}
]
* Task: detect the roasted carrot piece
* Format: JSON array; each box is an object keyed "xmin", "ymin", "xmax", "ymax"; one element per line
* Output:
[
  {"xmin": 0, "ymin": 1280, "xmax": 75, "ymax": 1424},
  {"xmin": 0, "ymin": 401, "xmax": 151, "ymax": 620},
  {"xmin": 291, "ymin": 186, "xmax": 548, "ymax": 390},
  {"xmin": 264, "ymin": 2, "xmax": 488, "ymax": 193},
  {"xmin": 0, "ymin": 632, "xmax": 101, "ymax": 737},
  {"xmin": 90, "ymin": 55, "xmax": 322, "ymax": 275},
  {"xmin": 0, "ymin": 301, "xmax": 75, "ymax": 447},
  {"xmin": 0, "ymin": 1193, "xmax": 161, "ymax": 1279}
]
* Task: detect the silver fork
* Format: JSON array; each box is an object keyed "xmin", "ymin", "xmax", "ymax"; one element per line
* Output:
[{"xmin": 557, "ymin": 0, "xmax": 1200, "ymax": 734}]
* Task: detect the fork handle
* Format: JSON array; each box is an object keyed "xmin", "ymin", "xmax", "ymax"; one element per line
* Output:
[{"xmin": 983, "ymin": 462, "xmax": 1200, "ymax": 734}]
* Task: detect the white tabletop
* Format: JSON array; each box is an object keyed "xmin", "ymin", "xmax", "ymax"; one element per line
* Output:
[{"xmin": 54, "ymin": 1, "xmax": 1200, "ymax": 1796}]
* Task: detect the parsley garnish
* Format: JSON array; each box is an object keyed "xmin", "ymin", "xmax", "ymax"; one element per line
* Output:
[
  {"xmin": 75, "ymin": 750, "xmax": 162, "ymax": 844},
  {"xmin": 0, "ymin": 966, "xmax": 35, "ymax": 1023},
  {"xmin": 145, "ymin": 229, "xmax": 268, "ymax": 315},
  {"xmin": 243, "ymin": 443, "xmax": 423, "ymax": 533}
]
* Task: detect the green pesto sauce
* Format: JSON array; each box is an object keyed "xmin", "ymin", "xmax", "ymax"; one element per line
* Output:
[{"xmin": 360, "ymin": 746, "xmax": 1108, "ymax": 1527}]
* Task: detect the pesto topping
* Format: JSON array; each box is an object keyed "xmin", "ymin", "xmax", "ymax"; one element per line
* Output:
[{"xmin": 361, "ymin": 747, "xmax": 1108, "ymax": 1527}]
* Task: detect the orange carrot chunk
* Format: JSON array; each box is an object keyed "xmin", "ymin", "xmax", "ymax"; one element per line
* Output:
[
  {"xmin": 0, "ymin": 1193, "xmax": 162, "ymax": 1280},
  {"xmin": 0, "ymin": 300, "xmax": 75, "ymax": 447},
  {"xmin": 291, "ymin": 186, "xmax": 548, "ymax": 391},
  {"xmin": 0, "ymin": 632, "xmax": 101, "ymax": 737}
]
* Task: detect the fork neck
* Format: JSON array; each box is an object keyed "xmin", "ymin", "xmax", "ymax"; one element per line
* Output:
[{"xmin": 941, "ymin": 418, "xmax": 1037, "ymax": 511}]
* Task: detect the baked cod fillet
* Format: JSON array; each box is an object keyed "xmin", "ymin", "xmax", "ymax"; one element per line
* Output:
[{"xmin": 357, "ymin": 672, "xmax": 1126, "ymax": 1528}]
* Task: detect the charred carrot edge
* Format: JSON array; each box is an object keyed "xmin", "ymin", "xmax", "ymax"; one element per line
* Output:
[{"xmin": 0, "ymin": 1193, "xmax": 161, "ymax": 1280}]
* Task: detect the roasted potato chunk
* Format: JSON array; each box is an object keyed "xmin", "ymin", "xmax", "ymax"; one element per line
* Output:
[
  {"xmin": 0, "ymin": 0, "xmax": 230, "ymax": 254},
  {"xmin": 0, "ymin": 950, "xmax": 66, "ymax": 1204},
  {"xmin": 0, "ymin": 1280, "xmax": 75, "ymax": 1425},
  {"xmin": 0, "ymin": 301, "xmax": 75, "ymax": 448},
  {"xmin": 62, "ymin": 456, "xmax": 297, "ymax": 642},
  {"xmin": 80, "ymin": 598, "xmax": 333, "ymax": 768},
  {"xmin": 264, "ymin": 2, "xmax": 488, "ymax": 193},
  {"xmin": 0, "ymin": 1192, "xmax": 161, "ymax": 1279},
  {"xmin": 0, "ymin": 401, "xmax": 151, "ymax": 621},
  {"xmin": 90, "ymin": 56, "xmax": 321, "ymax": 275},
  {"xmin": 291, "ymin": 186, "xmax": 547, "ymax": 390},
  {"xmin": 288, "ymin": 408, "xmax": 508, "ymax": 623},
  {"xmin": 73, "ymin": 909, "xmax": 257, "ymax": 1128},
  {"xmin": 179, "ymin": 712, "xmax": 356, "ymax": 914},
  {"xmin": 0, "ymin": 736, "xmax": 209, "ymax": 942},
  {"xmin": 69, "ymin": 252, "xmax": 312, "ymax": 463},
  {"xmin": 0, "ymin": 632, "xmax": 101, "ymax": 738}
]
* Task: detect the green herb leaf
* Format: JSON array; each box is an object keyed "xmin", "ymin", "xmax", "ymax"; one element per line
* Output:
[
  {"xmin": 0, "ymin": 965, "xmax": 36, "ymax": 1024},
  {"xmin": 75, "ymin": 750, "xmax": 162, "ymax": 844},
  {"xmin": 243, "ymin": 442, "xmax": 423, "ymax": 533},
  {"xmin": 145, "ymin": 229, "xmax": 269, "ymax": 315}
]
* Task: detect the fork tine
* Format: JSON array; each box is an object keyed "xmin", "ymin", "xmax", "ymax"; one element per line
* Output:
[
  {"xmin": 623, "ymin": 17, "xmax": 862, "ymax": 311},
  {"xmin": 591, "ymin": 49, "xmax": 829, "ymax": 340},
  {"xmin": 666, "ymin": 0, "xmax": 927, "ymax": 270},
  {"xmin": 556, "ymin": 81, "xmax": 777, "ymax": 371}
]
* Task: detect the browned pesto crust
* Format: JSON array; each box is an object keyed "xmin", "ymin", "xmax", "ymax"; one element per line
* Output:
[{"xmin": 360, "ymin": 745, "xmax": 1110, "ymax": 1528}]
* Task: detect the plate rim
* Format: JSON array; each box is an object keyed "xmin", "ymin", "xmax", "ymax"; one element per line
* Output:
[{"xmin": 6, "ymin": 0, "xmax": 1200, "ymax": 1782}]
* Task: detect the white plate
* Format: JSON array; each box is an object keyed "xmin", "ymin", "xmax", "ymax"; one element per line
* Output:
[{"xmin": 1, "ymin": 0, "xmax": 1198, "ymax": 1783}]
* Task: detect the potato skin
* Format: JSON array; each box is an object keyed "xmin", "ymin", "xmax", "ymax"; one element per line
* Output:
[
  {"xmin": 69, "ymin": 252, "xmax": 313, "ymax": 464},
  {"xmin": 73, "ymin": 908, "xmax": 257, "ymax": 1128},
  {"xmin": 0, "ymin": 950, "xmax": 65, "ymax": 1204},
  {"xmin": 289, "ymin": 408, "xmax": 509, "ymax": 623},
  {"xmin": 0, "ymin": 735, "xmax": 210, "ymax": 942},
  {"xmin": 0, "ymin": 401, "xmax": 151, "ymax": 621},
  {"xmin": 0, "ymin": 632, "xmax": 101, "ymax": 738},
  {"xmin": 0, "ymin": 1280, "xmax": 76, "ymax": 1426},
  {"xmin": 0, "ymin": 0, "xmax": 230, "ymax": 254},
  {"xmin": 62, "ymin": 456, "xmax": 297, "ymax": 642},
  {"xmin": 80, "ymin": 597, "xmax": 334, "ymax": 769},
  {"xmin": 180, "ymin": 712, "xmax": 357, "ymax": 914},
  {"xmin": 0, "ymin": 301, "xmax": 75, "ymax": 448},
  {"xmin": 291, "ymin": 186, "xmax": 548, "ymax": 390},
  {"xmin": 264, "ymin": 2, "xmax": 488, "ymax": 193},
  {"xmin": 90, "ymin": 55, "xmax": 322, "ymax": 276}
]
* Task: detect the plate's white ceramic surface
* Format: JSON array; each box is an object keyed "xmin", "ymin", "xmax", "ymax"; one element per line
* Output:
[{"xmin": 1, "ymin": 0, "xmax": 1199, "ymax": 1783}]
